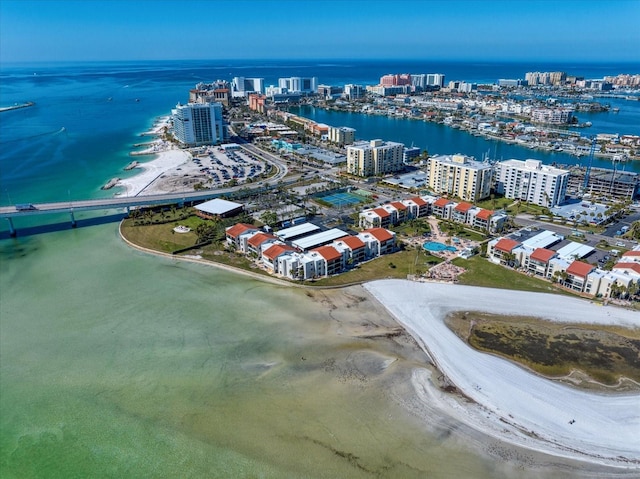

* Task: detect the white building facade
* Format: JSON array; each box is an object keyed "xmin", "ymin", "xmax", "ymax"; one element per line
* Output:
[
  {"xmin": 172, "ymin": 102, "xmax": 224, "ymax": 147},
  {"xmin": 347, "ymin": 139, "xmax": 404, "ymax": 177},
  {"xmin": 495, "ymin": 159, "xmax": 569, "ymax": 207},
  {"xmin": 426, "ymin": 154, "xmax": 492, "ymax": 202}
]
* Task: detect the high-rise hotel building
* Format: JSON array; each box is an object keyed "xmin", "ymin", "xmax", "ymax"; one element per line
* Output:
[
  {"xmin": 495, "ymin": 159, "xmax": 568, "ymax": 207},
  {"xmin": 347, "ymin": 139, "xmax": 404, "ymax": 177},
  {"xmin": 426, "ymin": 154, "xmax": 492, "ymax": 202},
  {"xmin": 172, "ymin": 102, "xmax": 224, "ymax": 147}
]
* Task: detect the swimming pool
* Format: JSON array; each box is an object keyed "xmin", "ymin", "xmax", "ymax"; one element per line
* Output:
[{"xmin": 423, "ymin": 241, "xmax": 457, "ymax": 252}]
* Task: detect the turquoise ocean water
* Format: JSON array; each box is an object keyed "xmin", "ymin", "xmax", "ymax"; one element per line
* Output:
[{"xmin": 1, "ymin": 60, "xmax": 638, "ymax": 477}]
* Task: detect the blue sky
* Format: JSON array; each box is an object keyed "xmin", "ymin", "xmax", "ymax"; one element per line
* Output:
[{"xmin": 1, "ymin": 0, "xmax": 639, "ymax": 63}]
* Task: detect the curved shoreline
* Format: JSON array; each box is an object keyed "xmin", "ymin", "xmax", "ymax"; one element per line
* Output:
[
  {"xmin": 364, "ymin": 279, "xmax": 640, "ymax": 469},
  {"xmin": 119, "ymin": 224, "xmax": 640, "ymax": 470}
]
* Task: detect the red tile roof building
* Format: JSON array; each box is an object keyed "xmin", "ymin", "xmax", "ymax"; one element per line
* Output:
[
  {"xmin": 312, "ymin": 245, "xmax": 343, "ymax": 275},
  {"xmin": 494, "ymin": 238, "xmax": 520, "ymax": 253}
]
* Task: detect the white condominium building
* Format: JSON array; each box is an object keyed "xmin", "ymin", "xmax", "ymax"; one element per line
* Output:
[
  {"xmin": 328, "ymin": 126, "xmax": 356, "ymax": 146},
  {"xmin": 495, "ymin": 159, "xmax": 569, "ymax": 207},
  {"xmin": 278, "ymin": 76, "xmax": 318, "ymax": 93},
  {"xmin": 426, "ymin": 154, "xmax": 492, "ymax": 202},
  {"xmin": 426, "ymin": 73, "xmax": 445, "ymax": 87},
  {"xmin": 231, "ymin": 77, "xmax": 264, "ymax": 97},
  {"xmin": 172, "ymin": 102, "xmax": 224, "ymax": 147},
  {"xmin": 347, "ymin": 139, "xmax": 404, "ymax": 177}
]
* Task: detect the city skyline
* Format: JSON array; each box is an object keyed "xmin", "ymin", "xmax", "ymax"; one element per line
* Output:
[{"xmin": 1, "ymin": 0, "xmax": 639, "ymax": 64}]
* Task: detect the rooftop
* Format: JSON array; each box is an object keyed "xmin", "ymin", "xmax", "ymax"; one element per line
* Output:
[
  {"xmin": 226, "ymin": 223, "xmax": 257, "ymax": 238},
  {"xmin": 494, "ymin": 238, "xmax": 521, "ymax": 253},
  {"xmin": 292, "ymin": 228, "xmax": 349, "ymax": 251},
  {"xmin": 530, "ymin": 248, "xmax": 556, "ymax": 263},
  {"xmin": 275, "ymin": 222, "xmax": 320, "ymax": 241},
  {"xmin": 566, "ymin": 260, "xmax": 594, "ymax": 278},
  {"xmin": 313, "ymin": 245, "xmax": 342, "ymax": 262},
  {"xmin": 196, "ymin": 198, "xmax": 243, "ymax": 216}
]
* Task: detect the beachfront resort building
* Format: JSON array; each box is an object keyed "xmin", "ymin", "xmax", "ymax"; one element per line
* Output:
[
  {"xmin": 495, "ymin": 159, "xmax": 569, "ymax": 207},
  {"xmin": 278, "ymin": 76, "xmax": 318, "ymax": 94},
  {"xmin": 225, "ymin": 221, "xmax": 396, "ymax": 280},
  {"xmin": 172, "ymin": 102, "xmax": 224, "ymax": 147},
  {"xmin": 425, "ymin": 154, "xmax": 493, "ymax": 202},
  {"xmin": 346, "ymin": 139, "xmax": 404, "ymax": 177},
  {"xmin": 231, "ymin": 77, "xmax": 264, "ymax": 97},
  {"xmin": 487, "ymin": 233, "xmax": 640, "ymax": 298}
]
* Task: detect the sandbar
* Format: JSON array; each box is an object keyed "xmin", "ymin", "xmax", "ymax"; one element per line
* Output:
[{"xmin": 364, "ymin": 279, "xmax": 640, "ymax": 469}]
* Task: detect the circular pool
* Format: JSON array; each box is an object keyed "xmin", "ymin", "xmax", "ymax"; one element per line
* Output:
[{"xmin": 423, "ymin": 241, "xmax": 457, "ymax": 252}]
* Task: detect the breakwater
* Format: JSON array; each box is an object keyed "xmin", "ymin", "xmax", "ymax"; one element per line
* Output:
[{"xmin": 0, "ymin": 101, "xmax": 35, "ymax": 113}]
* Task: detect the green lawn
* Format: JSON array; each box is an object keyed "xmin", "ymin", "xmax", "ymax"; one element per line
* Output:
[
  {"xmin": 452, "ymin": 256, "xmax": 570, "ymax": 295},
  {"xmin": 121, "ymin": 217, "xmax": 206, "ymax": 253},
  {"xmin": 309, "ymin": 247, "xmax": 442, "ymax": 286}
]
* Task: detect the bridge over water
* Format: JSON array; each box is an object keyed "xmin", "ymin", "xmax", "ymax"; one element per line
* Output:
[
  {"xmin": 1, "ymin": 140, "xmax": 299, "ymax": 237},
  {"xmin": 0, "ymin": 178, "xmax": 296, "ymax": 237}
]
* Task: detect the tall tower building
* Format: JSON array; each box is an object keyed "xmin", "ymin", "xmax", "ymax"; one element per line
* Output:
[{"xmin": 172, "ymin": 102, "xmax": 224, "ymax": 147}]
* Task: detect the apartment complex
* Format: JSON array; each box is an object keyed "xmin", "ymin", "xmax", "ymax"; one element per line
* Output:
[
  {"xmin": 346, "ymin": 139, "xmax": 404, "ymax": 177},
  {"xmin": 495, "ymin": 159, "xmax": 569, "ymax": 207},
  {"xmin": 172, "ymin": 102, "xmax": 224, "ymax": 147},
  {"xmin": 231, "ymin": 77, "xmax": 264, "ymax": 97},
  {"xmin": 425, "ymin": 154, "xmax": 492, "ymax": 202},
  {"xmin": 358, "ymin": 195, "xmax": 507, "ymax": 234},
  {"xmin": 278, "ymin": 76, "xmax": 318, "ymax": 94},
  {"xmin": 328, "ymin": 126, "xmax": 356, "ymax": 146},
  {"xmin": 225, "ymin": 222, "xmax": 396, "ymax": 280},
  {"xmin": 487, "ymin": 234, "xmax": 640, "ymax": 299}
]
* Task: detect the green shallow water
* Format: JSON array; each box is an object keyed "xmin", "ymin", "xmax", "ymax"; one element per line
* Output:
[{"xmin": 0, "ymin": 225, "xmax": 603, "ymax": 478}]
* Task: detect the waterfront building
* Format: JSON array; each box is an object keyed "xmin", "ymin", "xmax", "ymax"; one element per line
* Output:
[
  {"xmin": 426, "ymin": 154, "xmax": 492, "ymax": 202},
  {"xmin": 549, "ymin": 71, "xmax": 567, "ymax": 86},
  {"xmin": 380, "ymin": 74, "xmax": 411, "ymax": 86},
  {"xmin": 328, "ymin": 126, "xmax": 356, "ymax": 146},
  {"xmin": 366, "ymin": 85, "xmax": 411, "ymax": 96},
  {"xmin": 225, "ymin": 223, "xmax": 259, "ymax": 249},
  {"xmin": 495, "ymin": 159, "xmax": 569, "ymax": 207},
  {"xmin": 172, "ymin": 102, "xmax": 224, "ymax": 147},
  {"xmin": 411, "ymin": 74, "xmax": 426, "ymax": 90},
  {"xmin": 531, "ymin": 108, "xmax": 574, "ymax": 124},
  {"xmin": 189, "ymin": 81, "xmax": 230, "ymax": 106},
  {"xmin": 262, "ymin": 243, "xmax": 297, "ymax": 274},
  {"xmin": 231, "ymin": 77, "xmax": 264, "ymax": 97},
  {"xmin": 346, "ymin": 139, "xmax": 404, "ymax": 177},
  {"xmin": 357, "ymin": 228, "xmax": 396, "ymax": 257},
  {"xmin": 426, "ymin": 73, "xmax": 445, "ymax": 87},
  {"xmin": 343, "ymin": 84, "xmax": 365, "ymax": 100},
  {"xmin": 498, "ymin": 79, "xmax": 527, "ymax": 88},
  {"xmin": 403, "ymin": 146, "xmax": 421, "ymax": 163},
  {"xmin": 195, "ymin": 199, "xmax": 244, "ymax": 219},
  {"xmin": 318, "ymin": 84, "xmax": 343, "ymax": 100},
  {"xmin": 567, "ymin": 166, "xmax": 639, "ymax": 201},
  {"xmin": 278, "ymin": 76, "xmax": 318, "ymax": 94}
]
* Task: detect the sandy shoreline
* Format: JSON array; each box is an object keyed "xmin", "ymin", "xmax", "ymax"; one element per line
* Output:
[
  {"xmin": 364, "ymin": 280, "xmax": 640, "ymax": 469},
  {"xmin": 116, "ymin": 147, "xmax": 192, "ymax": 197},
  {"xmin": 119, "ymin": 218, "xmax": 639, "ymax": 472}
]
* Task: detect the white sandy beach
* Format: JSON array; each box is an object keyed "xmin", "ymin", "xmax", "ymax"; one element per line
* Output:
[
  {"xmin": 116, "ymin": 148, "xmax": 191, "ymax": 196},
  {"xmin": 364, "ymin": 280, "xmax": 640, "ymax": 468}
]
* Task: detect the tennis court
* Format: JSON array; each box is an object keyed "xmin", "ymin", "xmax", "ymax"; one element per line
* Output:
[{"xmin": 318, "ymin": 191, "xmax": 367, "ymax": 207}]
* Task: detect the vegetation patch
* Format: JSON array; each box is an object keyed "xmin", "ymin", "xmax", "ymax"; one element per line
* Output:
[
  {"xmin": 446, "ymin": 311, "xmax": 640, "ymax": 391},
  {"xmin": 452, "ymin": 256, "xmax": 571, "ymax": 295}
]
